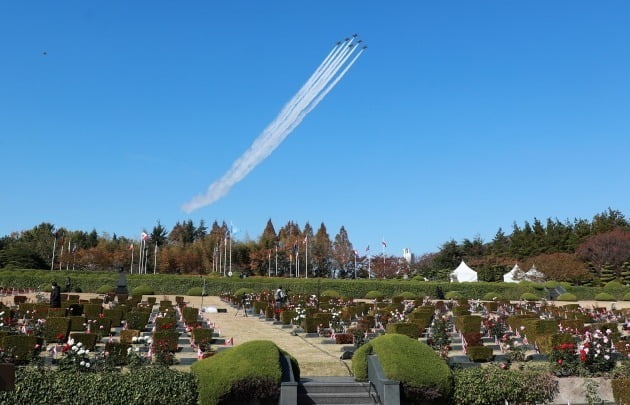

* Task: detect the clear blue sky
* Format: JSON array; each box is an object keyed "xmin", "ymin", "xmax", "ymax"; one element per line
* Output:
[{"xmin": 1, "ymin": 1, "xmax": 629, "ymax": 257}]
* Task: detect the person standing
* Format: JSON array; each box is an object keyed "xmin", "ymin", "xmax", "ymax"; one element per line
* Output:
[
  {"xmin": 275, "ymin": 286, "xmax": 285, "ymax": 308},
  {"xmin": 65, "ymin": 276, "xmax": 71, "ymax": 292},
  {"xmin": 50, "ymin": 281, "xmax": 61, "ymax": 308}
]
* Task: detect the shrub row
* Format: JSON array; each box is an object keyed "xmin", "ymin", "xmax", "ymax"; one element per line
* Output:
[
  {"xmin": 0, "ymin": 367, "xmax": 197, "ymax": 404},
  {"xmin": 1, "ymin": 269, "xmax": 628, "ymax": 300}
]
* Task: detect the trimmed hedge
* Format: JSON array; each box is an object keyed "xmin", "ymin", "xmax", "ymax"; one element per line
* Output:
[
  {"xmin": 132, "ymin": 284, "xmax": 155, "ymax": 295},
  {"xmin": 364, "ymin": 290, "xmax": 384, "ymax": 299},
  {"xmin": 69, "ymin": 332, "xmax": 98, "ymax": 350},
  {"xmin": 96, "ymin": 284, "xmax": 115, "ymax": 294},
  {"xmin": 520, "ymin": 292, "xmax": 539, "ymax": 301},
  {"xmin": 191, "ymin": 340, "xmax": 288, "ymax": 405},
  {"xmin": 3, "ymin": 335, "xmax": 42, "ymax": 364},
  {"xmin": 126, "ymin": 311, "xmax": 150, "ymax": 330},
  {"xmin": 386, "ymin": 322, "xmax": 420, "ymax": 339},
  {"xmin": 0, "ymin": 366, "xmax": 197, "ymax": 403},
  {"xmin": 44, "ymin": 317, "xmax": 71, "ymax": 343},
  {"xmin": 352, "ymin": 334, "xmax": 452, "ymax": 403},
  {"xmin": 453, "ymin": 367, "xmax": 558, "ymax": 405},
  {"xmin": 466, "ymin": 346, "xmax": 493, "ymax": 362},
  {"xmin": 187, "ymin": 287, "xmax": 208, "ymax": 296},
  {"xmin": 556, "ymin": 293, "xmax": 577, "ymax": 301},
  {"xmin": 594, "ymin": 292, "xmax": 616, "ymax": 301}
]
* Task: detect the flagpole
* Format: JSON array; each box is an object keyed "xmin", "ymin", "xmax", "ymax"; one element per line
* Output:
[
  {"xmin": 153, "ymin": 243, "xmax": 157, "ymax": 274},
  {"xmin": 229, "ymin": 235, "xmax": 232, "ymax": 276},
  {"xmin": 305, "ymin": 237, "xmax": 308, "ymax": 279},
  {"xmin": 354, "ymin": 254, "xmax": 357, "ymax": 279},
  {"xmin": 58, "ymin": 238, "xmax": 64, "ymax": 271},
  {"xmin": 130, "ymin": 245, "xmax": 134, "ymax": 273},
  {"xmin": 51, "ymin": 235, "xmax": 57, "ymax": 271},
  {"xmin": 138, "ymin": 239, "xmax": 143, "ymax": 274},
  {"xmin": 66, "ymin": 239, "xmax": 71, "ymax": 270},
  {"xmin": 219, "ymin": 241, "xmax": 222, "ymax": 276},
  {"xmin": 224, "ymin": 236, "xmax": 227, "ymax": 276},
  {"xmin": 275, "ymin": 244, "xmax": 278, "ymax": 276},
  {"xmin": 268, "ymin": 251, "xmax": 271, "ymax": 277},
  {"xmin": 296, "ymin": 246, "xmax": 299, "ymax": 278}
]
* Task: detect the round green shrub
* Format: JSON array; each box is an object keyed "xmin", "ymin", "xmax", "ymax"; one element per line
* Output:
[
  {"xmin": 544, "ymin": 281, "xmax": 559, "ymax": 289},
  {"xmin": 445, "ymin": 291, "xmax": 463, "ymax": 300},
  {"xmin": 594, "ymin": 292, "xmax": 616, "ymax": 301},
  {"xmin": 482, "ymin": 292, "xmax": 502, "ymax": 301},
  {"xmin": 624, "ymin": 292, "xmax": 630, "ymax": 301},
  {"xmin": 187, "ymin": 287, "xmax": 208, "ymax": 296},
  {"xmin": 96, "ymin": 285, "xmax": 116, "ymax": 294},
  {"xmin": 520, "ymin": 292, "xmax": 539, "ymax": 301},
  {"xmin": 352, "ymin": 334, "xmax": 452, "ymax": 402},
  {"xmin": 412, "ymin": 275, "xmax": 425, "ymax": 282},
  {"xmin": 131, "ymin": 285, "xmax": 154, "ymax": 295},
  {"xmin": 234, "ymin": 288, "xmax": 254, "ymax": 297},
  {"xmin": 320, "ymin": 289, "xmax": 340, "ymax": 298},
  {"xmin": 559, "ymin": 282, "xmax": 572, "ymax": 289},
  {"xmin": 395, "ymin": 291, "xmax": 418, "ymax": 300},
  {"xmin": 556, "ymin": 293, "xmax": 577, "ymax": 302},
  {"xmin": 532, "ymin": 283, "xmax": 545, "ymax": 291},
  {"xmin": 604, "ymin": 280, "xmax": 624, "ymax": 290},
  {"xmin": 365, "ymin": 290, "xmax": 384, "ymax": 299}
]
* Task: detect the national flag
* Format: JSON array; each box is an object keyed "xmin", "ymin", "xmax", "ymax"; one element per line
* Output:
[
  {"xmin": 141, "ymin": 232, "xmax": 149, "ymax": 241},
  {"xmin": 128, "ymin": 244, "xmax": 134, "ymax": 251},
  {"xmin": 382, "ymin": 240, "xmax": 387, "ymax": 248},
  {"xmin": 365, "ymin": 245, "xmax": 370, "ymax": 253}
]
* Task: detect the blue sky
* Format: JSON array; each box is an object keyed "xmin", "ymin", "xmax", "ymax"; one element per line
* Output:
[{"xmin": 1, "ymin": 1, "xmax": 629, "ymax": 257}]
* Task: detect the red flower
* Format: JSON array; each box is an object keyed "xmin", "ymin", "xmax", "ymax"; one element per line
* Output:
[
  {"xmin": 557, "ymin": 359, "xmax": 563, "ymax": 365},
  {"xmin": 579, "ymin": 350, "xmax": 587, "ymax": 362}
]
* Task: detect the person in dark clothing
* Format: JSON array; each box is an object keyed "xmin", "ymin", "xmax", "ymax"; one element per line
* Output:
[
  {"xmin": 50, "ymin": 281, "xmax": 61, "ymax": 308},
  {"xmin": 65, "ymin": 276, "xmax": 71, "ymax": 292}
]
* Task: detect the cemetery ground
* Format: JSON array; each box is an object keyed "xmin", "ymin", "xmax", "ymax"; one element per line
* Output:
[{"xmin": 3, "ymin": 291, "xmax": 630, "ymax": 404}]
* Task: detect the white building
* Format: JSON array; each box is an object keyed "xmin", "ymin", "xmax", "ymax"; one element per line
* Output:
[{"xmin": 402, "ymin": 248, "xmax": 414, "ymax": 264}]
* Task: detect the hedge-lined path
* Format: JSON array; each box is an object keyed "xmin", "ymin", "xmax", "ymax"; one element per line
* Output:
[{"xmin": 193, "ymin": 295, "xmax": 352, "ymax": 376}]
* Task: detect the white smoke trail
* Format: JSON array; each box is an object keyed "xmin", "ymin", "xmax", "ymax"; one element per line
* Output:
[{"xmin": 182, "ymin": 38, "xmax": 365, "ymax": 213}]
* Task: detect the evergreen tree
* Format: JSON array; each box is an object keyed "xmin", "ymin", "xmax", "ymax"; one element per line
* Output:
[
  {"xmin": 151, "ymin": 220, "xmax": 168, "ymax": 247},
  {"xmin": 312, "ymin": 223, "xmax": 332, "ymax": 277},
  {"xmin": 621, "ymin": 262, "xmax": 630, "ymax": 285},
  {"xmin": 332, "ymin": 226, "xmax": 354, "ymax": 278},
  {"xmin": 490, "ymin": 227, "xmax": 509, "ymax": 256}
]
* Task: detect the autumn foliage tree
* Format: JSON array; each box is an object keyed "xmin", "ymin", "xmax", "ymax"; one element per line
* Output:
[{"xmin": 575, "ymin": 230, "xmax": 630, "ymax": 277}]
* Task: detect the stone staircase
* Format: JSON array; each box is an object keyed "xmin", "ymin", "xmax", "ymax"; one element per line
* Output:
[{"xmin": 297, "ymin": 377, "xmax": 378, "ymax": 405}]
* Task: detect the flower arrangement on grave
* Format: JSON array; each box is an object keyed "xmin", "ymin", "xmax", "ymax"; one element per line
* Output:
[
  {"xmin": 57, "ymin": 338, "xmax": 94, "ymax": 372},
  {"xmin": 428, "ymin": 315, "xmax": 452, "ymax": 359}
]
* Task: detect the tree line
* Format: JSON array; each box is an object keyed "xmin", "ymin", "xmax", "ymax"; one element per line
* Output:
[{"xmin": 1, "ymin": 209, "xmax": 629, "ymax": 284}]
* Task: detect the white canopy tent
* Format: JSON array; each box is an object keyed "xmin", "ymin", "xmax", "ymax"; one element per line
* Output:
[
  {"xmin": 503, "ymin": 263, "xmax": 522, "ymax": 283},
  {"xmin": 524, "ymin": 264, "xmax": 545, "ymax": 282},
  {"xmin": 450, "ymin": 260, "xmax": 478, "ymax": 282}
]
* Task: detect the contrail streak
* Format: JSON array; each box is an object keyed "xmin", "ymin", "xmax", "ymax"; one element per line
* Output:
[{"xmin": 182, "ymin": 37, "xmax": 366, "ymax": 213}]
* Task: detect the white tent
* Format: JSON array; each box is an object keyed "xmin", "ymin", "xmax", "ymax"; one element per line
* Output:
[
  {"xmin": 503, "ymin": 263, "xmax": 522, "ymax": 283},
  {"xmin": 524, "ymin": 264, "xmax": 545, "ymax": 282},
  {"xmin": 450, "ymin": 260, "xmax": 478, "ymax": 282}
]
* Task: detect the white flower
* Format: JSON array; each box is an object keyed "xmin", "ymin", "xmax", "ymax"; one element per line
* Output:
[
  {"xmin": 127, "ymin": 347, "xmax": 132, "ymax": 354},
  {"xmin": 604, "ymin": 355, "xmax": 610, "ymax": 360},
  {"xmin": 85, "ymin": 362, "xmax": 90, "ymax": 368},
  {"xmin": 78, "ymin": 349, "xmax": 85, "ymax": 355},
  {"xmin": 68, "ymin": 338, "xmax": 75, "ymax": 345},
  {"xmin": 85, "ymin": 349, "xmax": 90, "ymax": 354},
  {"xmin": 77, "ymin": 342, "xmax": 83, "ymax": 347},
  {"xmin": 0, "ymin": 311, "xmax": 4, "ymax": 316},
  {"xmin": 72, "ymin": 346, "xmax": 78, "ymax": 351},
  {"xmin": 80, "ymin": 361, "xmax": 85, "ymax": 366},
  {"xmin": 134, "ymin": 347, "xmax": 140, "ymax": 352},
  {"xmin": 132, "ymin": 337, "xmax": 138, "ymax": 343}
]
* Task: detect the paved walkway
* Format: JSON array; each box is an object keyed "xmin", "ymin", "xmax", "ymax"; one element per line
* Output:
[{"xmin": 189, "ymin": 296, "xmax": 352, "ymax": 376}]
